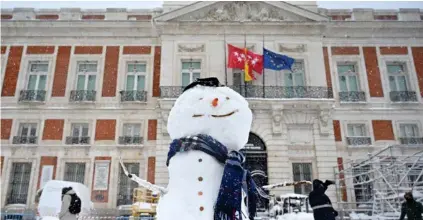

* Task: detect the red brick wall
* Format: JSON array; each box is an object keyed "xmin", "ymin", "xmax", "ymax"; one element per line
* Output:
[
  {"xmin": 1, "ymin": 156, "xmax": 4, "ymax": 175},
  {"xmin": 123, "ymin": 46, "xmax": 151, "ymax": 55},
  {"xmin": 52, "ymin": 46, "xmax": 71, "ymax": 97},
  {"xmin": 380, "ymin": 46, "xmax": 408, "ymax": 55},
  {"xmin": 337, "ymin": 157, "xmax": 348, "ymax": 201},
  {"xmin": 412, "ymin": 47, "xmax": 423, "ymax": 97},
  {"xmin": 372, "ymin": 120, "xmax": 395, "ymax": 141},
  {"xmin": 331, "ymin": 47, "xmax": 360, "ymax": 55},
  {"xmin": 127, "ymin": 15, "xmax": 152, "ymax": 21},
  {"xmin": 1, "ymin": 46, "xmax": 23, "ymax": 96},
  {"xmin": 36, "ymin": 15, "xmax": 59, "ymax": 20},
  {"xmin": 42, "ymin": 119, "xmax": 64, "ymax": 140},
  {"xmin": 74, "ymin": 46, "xmax": 103, "ymax": 54},
  {"xmin": 37, "ymin": 156, "xmax": 57, "ymax": 189},
  {"xmin": 1, "ymin": 119, "xmax": 13, "ymax": 140},
  {"xmin": 363, "ymin": 47, "xmax": 384, "ymax": 97},
  {"xmin": 102, "ymin": 46, "xmax": 120, "ymax": 97},
  {"xmin": 1, "ymin": 15, "xmax": 13, "ymax": 20},
  {"xmin": 333, "ymin": 120, "xmax": 342, "ymax": 142},
  {"xmin": 91, "ymin": 157, "xmax": 111, "ymax": 203},
  {"xmin": 1, "ymin": 46, "xmax": 6, "ymax": 54},
  {"xmin": 82, "ymin": 15, "xmax": 105, "ymax": 20},
  {"xmin": 147, "ymin": 120, "xmax": 157, "ymax": 141},
  {"xmin": 147, "ymin": 157, "xmax": 156, "ymax": 184},
  {"xmin": 323, "ymin": 47, "xmax": 332, "ymax": 89},
  {"xmin": 95, "ymin": 120, "xmax": 116, "ymax": 140},
  {"xmin": 26, "ymin": 46, "xmax": 55, "ymax": 54},
  {"xmin": 152, "ymin": 46, "xmax": 161, "ymax": 97}
]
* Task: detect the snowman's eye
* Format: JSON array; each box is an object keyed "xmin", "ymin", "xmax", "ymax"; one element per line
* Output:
[{"xmin": 226, "ymin": 97, "xmax": 230, "ymax": 100}]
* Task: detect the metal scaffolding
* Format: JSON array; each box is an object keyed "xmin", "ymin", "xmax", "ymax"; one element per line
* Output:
[{"xmin": 334, "ymin": 145, "xmax": 423, "ymax": 219}]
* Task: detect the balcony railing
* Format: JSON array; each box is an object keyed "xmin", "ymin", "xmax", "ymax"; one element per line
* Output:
[
  {"xmin": 390, "ymin": 91, "xmax": 417, "ymax": 102},
  {"xmin": 12, "ymin": 136, "xmax": 38, "ymax": 144},
  {"xmin": 160, "ymin": 86, "xmax": 333, "ymax": 99},
  {"xmin": 346, "ymin": 137, "xmax": 372, "ymax": 146},
  {"xmin": 19, "ymin": 90, "xmax": 46, "ymax": 102},
  {"xmin": 339, "ymin": 91, "xmax": 366, "ymax": 102},
  {"xmin": 65, "ymin": 136, "xmax": 90, "ymax": 145},
  {"xmin": 70, "ymin": 90, "xmax": 96, "ymax": 102},
  {"xmin": 118, "ymin": 136, "xmax": 143, "ymax": 145},
  {"xmin": 399, "ymin": 137, "xmax": 423, "ymax": 145},
  {"xmin": 119, "ymin": 91, "xmax": 147, "ymax": 102}
]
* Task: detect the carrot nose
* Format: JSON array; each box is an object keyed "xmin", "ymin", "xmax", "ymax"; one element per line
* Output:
[{"xmin": 211, "ymin": 98, "xmax": 219, "ymax": 107}]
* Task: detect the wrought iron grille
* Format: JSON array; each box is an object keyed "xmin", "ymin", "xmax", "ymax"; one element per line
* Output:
[
  {"xmin": 18, "ymin": 90, "xmax": 46, "ymax": 102},
  {"xmin": 64, "ymin": 163, "xmax": 86, "ymax": 184},
  {"xmin": 12, "ymin": 136, "xmax": 37, "ymax": 144},
  {"xmin": 118, "ymin": 136, "xmax": 143, "ymax": 145},
  {"xmin": 399, "ymin": 137, "xmax": 423, "ymax": 145},
  {"xmin": 117, "ymin": 163, "xmax": 140, "ymax": 206},
  {"xmin": 160, "ymin": 86, "xmax": 333, "ymax": 99},
  {"xmin": 119, "ymin": 91, "xmax": 147, "ymax": 102},
  {"xmin": 7, "ymin": 163, "xmax": 32, "ymax": 205},
  {"xmin": 389, "ymin": 91, "xmax": 417, "ymax": 102},
  {"xmin": 65, "ymin": 136, "xmax": 90, "ymax": 145},
  {"xmin": 339, "ymin": 91, "xmax": 366, "ymax": 102},
  {"xmin": 70, "ymin": 90, "xmax": 96, "ymax": 102},
  {"xmin": 346, "ymin": 137, "xmax": 372, "ymax": 146}
]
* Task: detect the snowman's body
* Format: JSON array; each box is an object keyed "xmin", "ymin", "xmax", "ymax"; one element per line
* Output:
[{"xmin": 156, "ymin": 81, "xmax": 253, "ymax": 220}]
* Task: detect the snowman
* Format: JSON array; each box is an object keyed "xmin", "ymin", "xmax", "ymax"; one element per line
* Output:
[{"xmin": 121, "ymin": 77, "xmax": 258, "ymax": 220}]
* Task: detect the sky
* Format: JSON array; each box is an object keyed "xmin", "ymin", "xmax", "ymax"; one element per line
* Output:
[{"xmin": 1, "ymin": 1, "xmax": 423, "ymax": 10}]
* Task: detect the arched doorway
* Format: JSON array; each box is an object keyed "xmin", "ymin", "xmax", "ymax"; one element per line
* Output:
[{"xmin": 240, "ymin": 132, "xmax": 268, "ymax": 212}]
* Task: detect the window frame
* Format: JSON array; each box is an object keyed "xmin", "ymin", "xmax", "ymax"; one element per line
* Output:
[
  {"xmin": 386, "ymin": 61, "xmax": 410, "ymax": 92},
  {"xmin": 70, "ymin": 123, "xmax": 89, "ymax": 138},
  {"xmin": 283, "ymin": 60, "xmax": 305, "ymax": 87},
  {"xmin": 75, "ymin": 61, "xmax": 99, "ymax": 91},
  {"xmin": 337, "ymin": 62, "xmax": 360, "ymax": 92},
  {"xmin": 17, "ymin": 123, "xmax": 38, "ymax": 137},
  {"xmin": 63, "ymin": 162, "xmax": 87, "ymax": 184},
  {"xmin": 122, "ymin": 123, "xmax": 142, "ymax": 137},
  {"xmin": 181, "ymin": 59, "xmax": 201, "ymax": 87},
  {"xmin": 346, "ymin": 123, "xmax": 367, "ymax": 137},
  {"xmin": 292, "ymin": 162, "xmax": 313, "ymax": 195},
  {"xmin": 398, "ymin": 123, "xmax": 420, "ymax": 138},
  {"xmin": 6, "ymin": 162, "xmax": 33, "ymax": 205},
  {"xmin": 117, "ymin": 162, "xmax": 141, "ymax": 206},
  {"xmin": 125, "ymin": 61, "xmax": 147, "ymax": 91},
  {"xmin": 26, "ymin": 61, "xmax": 49, "ymax": 91}
]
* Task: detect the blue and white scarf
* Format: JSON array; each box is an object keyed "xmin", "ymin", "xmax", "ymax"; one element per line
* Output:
[{"xmin": 167, "ymin": 134, "xmax": 258, "ymax": 220}]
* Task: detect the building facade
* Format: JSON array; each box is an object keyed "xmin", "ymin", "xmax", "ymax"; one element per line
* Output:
[{"xmin": 1, "ymin": 1, "xmax": 423, "ymax": 210}]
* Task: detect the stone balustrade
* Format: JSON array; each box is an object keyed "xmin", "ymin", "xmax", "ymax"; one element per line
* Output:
[{"xmin": 1, "ymin": 7, "xmax": 422, "ymax": 21}]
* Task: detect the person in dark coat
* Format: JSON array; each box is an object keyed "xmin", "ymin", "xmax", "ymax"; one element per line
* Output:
[
  {"xmin": 308, "ymin": 179, "xmax": 338, "ymax": 220},
  {"xmin": 399, "ymin": 191, "xmax": 423, "ymax": 220}
]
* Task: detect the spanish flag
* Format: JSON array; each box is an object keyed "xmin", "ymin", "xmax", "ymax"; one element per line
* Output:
[{"xmin": 244, "ymin": 47, "xmax": 253, "ymax": 82}]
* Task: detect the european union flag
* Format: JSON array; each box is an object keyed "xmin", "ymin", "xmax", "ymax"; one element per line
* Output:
[{"xmin": 263, "ymin": 48, "xmax": 295, "ymax": 71}]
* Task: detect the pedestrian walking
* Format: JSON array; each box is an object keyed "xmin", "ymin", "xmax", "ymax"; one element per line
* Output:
[
  {"xmin": 308, "ymin": 179, "xmax": 338, "ymax": 220},
  {"xmin": 399, "ymin": 191, "xmax": 423, "ymax": 220},
  {"xmin": 58, "ymin": 187, "xmax": 81, "ymax": 220}
]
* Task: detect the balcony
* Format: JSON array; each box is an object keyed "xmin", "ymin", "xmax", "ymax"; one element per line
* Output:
[
  {"xmin": 12, "ymin": 136, "xmax": 37, "ymax": 144},
  {"xmin": 346, "ymin": 137, "xmax": 372, "ymax": 146},
  {"xmin": 390, "ymin": 91, "xmax": 417, "ymax": 102},
  {"xmin": 70, "ymin": 90, "xmax": 96, "ymax": 102},
  {"xmin": 339, "ymin": 91, "xmax": 366, "ymax": 102},
  {"xmin": 118, "ymin": 136, "xmax": 143, "ymax": 145},
  {"xmin": 399, "ymin": 137, "xmax": 423, "ymax": 145},
  {"xmin": 160, "ymin": 86, "xmax": 333, "ymax": 99},
  {"xmin": 19, "ymin": 90, "xmax": 46, "ymax": 102},
  {"xmin": 65, "ymin": 136, "xmax": 90, "ymax": 145},
  {"xmin": 120, "ymin": 91, "xmax": 147, "ymax": 102}
]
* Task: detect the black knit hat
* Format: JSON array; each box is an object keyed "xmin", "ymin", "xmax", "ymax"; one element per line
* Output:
[{"xmin": 182, "ymin": 77, "xmax": 224, "ymax": 93}]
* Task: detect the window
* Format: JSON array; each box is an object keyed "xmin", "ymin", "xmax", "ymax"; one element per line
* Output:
[
  {"xmin": 123, "ymin": 123, "xmax": 141, "ymax": 137},
  {"xmin": 399, "ymin": 124, "xmax": 419, "ymax": 137},
  {"xmin": 347, "ymin": 124, "xmax": 366, "ymax": 137},
  {"xmin": 284, "ymin": 61, "xmax": 304, "ymax": 87},
  {"xmin": 7, "ymin": 163, "xmax": 32, "ymax": 205},
  {"xmin": 76, "ymin": 62, "xmax": 97, "ymax": 91},
  {"xmin": 338, "ymin": 63, "xmax": 359, "ymax": 92},
  {"xmin": 406, "ymin": 163, "xmax": 423, "ymax": 187},
  {"xmin": 27, "ymin": 62, "xmax": 48, "ymax": 91},
  {"xmin": 181, "ymin": 61, "xmax": 201, "ymax": 87},
  {"xmin": 352, "ymin": 164, "xmax": 373, "ymax": 203},
  {"xmin": 125, "ymin": 62, "xmax": 146, "ymax": 91},
  {"xmin": 67, "ymin": 123, "xmax": 89, "ymax": 144},
  {"xmin": 14, "ymin": 123, "xmax": 38, "ymax": 144},
  {"xmin": 292, "ymin": 163, "xmax": 312, "ymax": 195},
  {"xmin": 387, "ymin": 63, "xmax": 409, "ymax": 92},
  {"xmin": 64, "ymin": 163, "xmax": 86, "ymax": 184},
  {"xmin": 117, "ymin": 163, "xmax": 139, "ymax": 206}
]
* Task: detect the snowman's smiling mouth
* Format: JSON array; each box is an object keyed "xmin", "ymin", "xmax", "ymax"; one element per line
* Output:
[{"xmin": 193, "ymin": 109, "xmax": 238, "ymax": 118}]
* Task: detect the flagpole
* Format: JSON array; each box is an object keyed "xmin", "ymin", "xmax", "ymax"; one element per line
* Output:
[
  {"xmin": 244, "ymin": 33, "xmax": 247, "ymax": 97},
  {"xmin": 262, "ymin": 34, "xmax": 265, "ymax": 98},
  {"xmin": 224, "ymin": 32, "xmax": 228, "ymax": 85}
]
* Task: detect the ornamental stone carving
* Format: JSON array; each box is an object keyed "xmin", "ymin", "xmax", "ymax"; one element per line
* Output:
[
  {"xmin": 177, "ymin": 44, "xmax": 205, "ymax": 53},
  {"xmin": 279, "ymin": 44, "xmax": 307, "ymax": 53},
  {"xmin": 319, "ymin": 108, "xmax": 333, "ymax": 135},
  {"xmin": 196, "ymin": 2, "xmax": 286, "ymax": 22},
  {"xmin": 272, "ymin": 108, "xmax": 283, "ymax": 135}
]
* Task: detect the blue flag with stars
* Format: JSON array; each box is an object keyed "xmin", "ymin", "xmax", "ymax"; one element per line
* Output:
[{"xmin": 263, "ymin": 48, "xmax": 295, "ymax": 71}]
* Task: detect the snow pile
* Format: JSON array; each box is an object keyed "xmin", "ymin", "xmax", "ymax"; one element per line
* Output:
[
  {"xmin": 276, "ymin": 213, "xmax": 313, "ymax": 220},
  {"xmin": 349, "ymin": 212, "xmax": 374, "ymax": 220}
]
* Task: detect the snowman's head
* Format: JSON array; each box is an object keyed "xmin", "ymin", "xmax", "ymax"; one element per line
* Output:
[{"xmin": 167, "ymin": 77, "xmax": 252, "ymax": 151}]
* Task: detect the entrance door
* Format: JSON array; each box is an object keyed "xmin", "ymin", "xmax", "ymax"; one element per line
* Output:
[{"xmin": 240, "ymin": 132, "xmax": 268, "ymax": 212}]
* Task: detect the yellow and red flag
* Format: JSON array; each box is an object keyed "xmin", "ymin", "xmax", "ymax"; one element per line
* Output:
[{"xmin": 227, "ymin": 44, "xmax": 263, "ymax": 82}]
